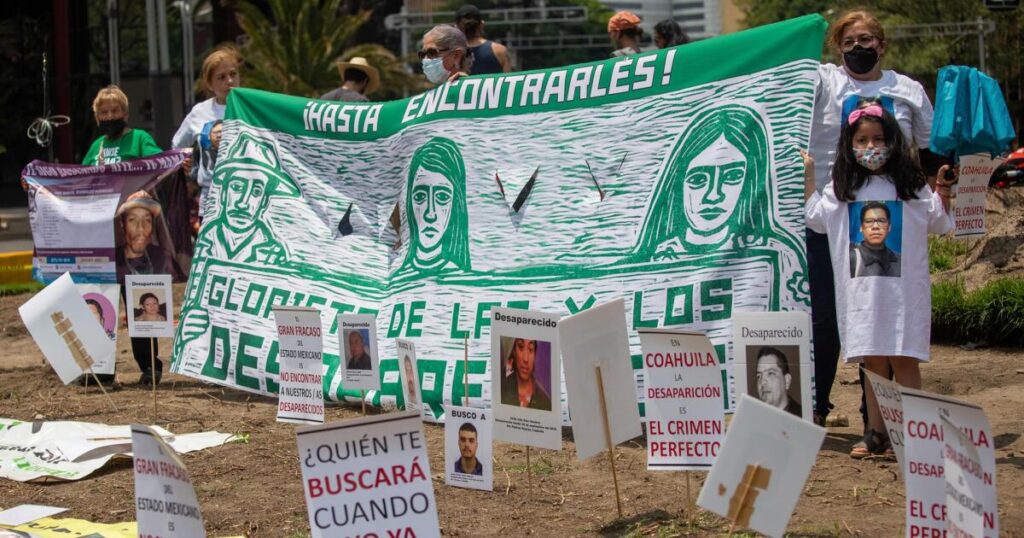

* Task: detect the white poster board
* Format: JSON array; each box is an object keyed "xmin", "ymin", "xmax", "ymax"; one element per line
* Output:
[
  {"xmin": 697, "ymin": 395, "xmax": 825, "ymax": 538},
  {"xmin": 953, "ymin": 154, "xmax": 1001, "ymax": 239},
  {"xmin": 338, "ymin": 313, "xmax": 380, "ymax": 391},
  {"xmin": 397, "ymin": 339, "xmax": 422, "ymax": 414},
  {"xmin": 639, "ymin": 329, "xmax": 724, "ymax": 470},
  {"xmin": 941, "ymin": 415, "xmax": 986, "ymax": 538},
  {"xmin": 863, "ymin": 370, "xmax": 906, "ymax": 474},
  {"xmin": 76, "ymin": 283, "xmax": 120, "ymax": 375},
  {"xmin": 491, "ymin": 307, "xmax": 562, "ymax": 451},
  {"xmin": 125, "ymin": 274, "xmax": 174, "ymax": 338},
  {"xmin": 296, "ymin": 412, "xmax": 439, "ymax": 538},
  {"xmin": 132, "ymin": 424, "xmax": 206, "ymax": 538},
  {"xmin": 559, "ymin": 299, "xmax": 642, "ymax": 461},
  {"xmin": 899, "ymin": 387, "xmax": 997, "ymax": 538},
  {"xmin": 731, "ymin": 311, "xmax": 812, "ymax": 421},
  {"xmin": 18, "ymin": 272, "xmax": 114, "ymax": 384},
  {"xmin": 273, "ymin": 306, "xmax": 325, "ymax": 424},
  {"xmin": 444, "ymin": 405, "xmax": 493, "ymax": 491}
]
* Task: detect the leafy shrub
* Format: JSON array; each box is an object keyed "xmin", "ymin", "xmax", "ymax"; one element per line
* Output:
[
  {"xmin": 929, "ymin": 236, "xmax": 968, "ymax": 273},
  {"xmin": 932, "ymin": 277, "xmax": 1024, "ymax": 346}
]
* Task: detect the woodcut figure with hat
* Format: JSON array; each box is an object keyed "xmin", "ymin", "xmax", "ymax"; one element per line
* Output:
[{"xmin": 194, "ymin": 131, "xmax": 301, "ymax": 265}]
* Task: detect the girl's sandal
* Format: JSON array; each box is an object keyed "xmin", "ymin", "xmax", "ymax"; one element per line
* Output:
[{"xmin": 850, "ymin": 429, "xmax": 891, "ymax": 459}]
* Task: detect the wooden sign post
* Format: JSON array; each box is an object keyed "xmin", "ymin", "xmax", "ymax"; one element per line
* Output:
[{"xmin": 595, "ymin": 365, "xmax": 624, "ymax": 519}]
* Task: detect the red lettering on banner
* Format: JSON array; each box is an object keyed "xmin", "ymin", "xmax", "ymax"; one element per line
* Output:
[
  {"xmin": 908, "ymin": 524, "xmax": 946, "ymax": 538},
  {"xmin": 907, "ymin": 420, "xmax": 943, "ymax": 440}
]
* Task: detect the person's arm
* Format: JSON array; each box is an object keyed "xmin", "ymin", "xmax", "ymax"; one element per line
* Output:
[
  {"xmin": 800, "ymin": 149, "xmax": 815, "ymax": 201},
  {"xmin": 933, "ymin": 164, "xmax": 955, "ymax": 215},
  {"xmin": 493, "ymin": 42, "xmax": 512, "ymax": 73}
]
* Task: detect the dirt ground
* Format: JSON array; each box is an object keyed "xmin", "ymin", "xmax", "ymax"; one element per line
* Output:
[{"xmin": 0, "ymin": 284, "xmax": 1021, "ymax": 538}]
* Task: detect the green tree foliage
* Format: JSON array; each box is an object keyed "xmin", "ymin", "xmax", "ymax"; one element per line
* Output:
[{"xmin": 235, "ymin": 0, "xmax": 422, "ymax": 99}]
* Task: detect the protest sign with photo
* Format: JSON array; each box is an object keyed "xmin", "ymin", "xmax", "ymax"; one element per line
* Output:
[
  {"xmin": 397, "ymin": 339, "xmax": 422, "ymax": 414},
  {"xmin": 21, "ymin": 152, "xmax": 186, "ymax": 284},
  {"xmin": 559, "ymin": 299, "xmax": 641, "ymax": 461},
  {"xmin": 731, "ymin": 311, "xmax": 812, "ymax": 421},
  {"xmin": 18, "ymin": 273, "xmax": 115, "ymax": 384},
  {"xmin": 941, "ymin": 415, "xmax": 988, "ymax": 538},
  {"xmin": 296, "ymin": 411, "xmax": 440, "ymax": 538},
  {"xmin": 75, "ymin": 283, "xmax": 120, "ymax": 375},
  {"xmin": 899, "ymin": 387, "xmax": 997, "ymax": 537},
  {"xmin": 338, "ymin": 313, "xmax": 380, "ymax": 391},
  {"xmin": 444, "ymin": 405, "xmax": 493, "ymax": 491},
  {"xmin": 273, "ymin": 306, "xmax": 325, "ymax": 424},
  {"xmin": 491, "ymin": 307, "xmax": 562, "ymax": 450},
  {"xmin": 697, "ymin": 395, "xmax": 825, "ymax": 538},
  {"xmin": 170, "ymin": 16, "xmax": 826, "ymax": 419},
  {"xmin": 131, "ymin": 424, "xmax": 206, "ymax": 538},
  {"xmin": 863, "ymin": 370, "xmax": 907, "ymax": 473},
  {"xmin": 953, "ymin": 154, "xmax": 1001, "ymax": 239},
  {"xmin": 639, "ymin": 329, "xmax": 724, "ymax": 470},
  {"xmin": 126, "ymin": 274, "xmax": 174, "ymax": 338}
]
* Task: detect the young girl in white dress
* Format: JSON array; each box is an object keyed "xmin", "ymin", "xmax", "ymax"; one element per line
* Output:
[{"xmin": 802, "ymin": 101, "xmax": 955, "ymax": 458}]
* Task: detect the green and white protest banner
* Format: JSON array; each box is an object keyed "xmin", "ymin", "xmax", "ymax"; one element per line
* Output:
[
  {"xmin": 171, "ymin": 15, "xmax": 826, "ymax": 419},
  {"xmin": 273, "ymin": 306, "xmax": 326, "ymax": 424},
  {"xmin": 132, "ymin": 425, "xmax": 206, "ymax": 538}
]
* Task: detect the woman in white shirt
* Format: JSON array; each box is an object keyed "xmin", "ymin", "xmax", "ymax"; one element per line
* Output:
[{"xmin": 172, "ymin": 46, "xmax": 242, "ymax": 154}]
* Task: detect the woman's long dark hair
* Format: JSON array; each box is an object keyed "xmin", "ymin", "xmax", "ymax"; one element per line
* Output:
[{"xmin": 831, "ymin": 100, "xmax": 926, "ymax": 201}]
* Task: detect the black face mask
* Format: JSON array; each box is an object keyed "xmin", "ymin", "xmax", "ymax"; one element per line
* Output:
[
  {"xmin": 98, "ymin": 118, "xmax": 126, "ymax": 138},
  {"xmin": 843, "ymin": 45, "xmax": 879, "ymax": 75}
]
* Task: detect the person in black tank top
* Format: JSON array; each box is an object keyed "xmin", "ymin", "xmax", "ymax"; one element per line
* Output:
[{"xmin": 455, "ymin": 5, "xmax": 512, "ymax": 75}]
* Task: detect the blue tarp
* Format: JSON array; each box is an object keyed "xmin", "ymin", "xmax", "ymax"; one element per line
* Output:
[{"xmin": 930, "ymin": 65, "xmax": 1015, "ymax": 159}]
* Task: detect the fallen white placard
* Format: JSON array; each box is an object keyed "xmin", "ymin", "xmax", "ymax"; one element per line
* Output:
[
  {"xmin": 697, "ymin": 395, "xmax": 825, "ymax": 538},
  {"xmin": 0, "ymin": 505, "xmax": 67, "ymax": 526},
  {"xmin": 0, "ymin": 418, "xmax": 238, "ymax": 482}
]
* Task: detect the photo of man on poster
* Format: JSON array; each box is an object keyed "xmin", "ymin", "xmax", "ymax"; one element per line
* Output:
[
  {"xmin": 346, "ymin": 329, "xmax": 373, "ymax": 371},
  {"xmin": 453, "ymin": 422, "xmax": 483, "ymax": 476},
  {"xmin": 749, "ymin": 346, "xmax": 802, "ymax": 418}
]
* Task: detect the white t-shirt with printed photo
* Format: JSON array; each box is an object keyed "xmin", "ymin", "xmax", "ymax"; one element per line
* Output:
[
  {"xmin": 805, "ymin": 175, "xmax": 951, "ymax": 362},
  {"xmin": 809, "ymin": 64, "xmax": 934, "ymax": 192}
]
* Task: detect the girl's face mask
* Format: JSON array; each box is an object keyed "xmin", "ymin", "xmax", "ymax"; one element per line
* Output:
[{"xmin": 853, "ymin": 146, "xmax": 890, "ymax": 171}]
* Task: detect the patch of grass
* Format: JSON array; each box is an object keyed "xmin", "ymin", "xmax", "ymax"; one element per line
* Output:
[
  {"xmin": 932, "ymin": 277, "xmax": 1024, "ymax": 346},
  {"xmin": 0, "ymin": 281, "xmax": 43, "ymax": 297},
  {"xmin": 928, "ymin": 236, "xmax": 968, "ymax": 273}
]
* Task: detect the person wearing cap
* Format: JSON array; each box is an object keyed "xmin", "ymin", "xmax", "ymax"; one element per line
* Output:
[
  {"xmin": 193, "ymin": 132, "xmax": 300, "ymax": 265},
  {"xmin": 608, "ymin": 11, "xmax": 644, "ymax": 58},
  {"xmin": 419, "ymin": 25, "xmax": 472, "ymax": 85},
  {"xmin": 455, "ymin": 5, "xmax": 511, "ymax": 75},
  {"xmin": 320, "ymin": 57, "xmax": 380, "ymax": 102},
  {"xmin": 116, "ymin": 192, "xmax": 172, "ymax": 385}
]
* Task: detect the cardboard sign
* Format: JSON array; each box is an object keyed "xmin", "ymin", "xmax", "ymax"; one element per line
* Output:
[
  {"xmin": 863, "ymin": 370, "xmax": 907, "ymax": 474},
  {"xmin": 941, "ymin": 415, "xmax": 987, "ymax": 538},
  {"xmin": 444, "ymin": 405, "xmax": 493, "ymax": 491},
  {"xmin": 125, "ymin": 274, "xmax": 174, "ymax": 338},
  {"xmin": 397, "ymin": 339, "xmax": 422, "ymax": 414},
  {"xmin": 558, "ymin": 299, "xmax": 641, "ymax": 460},
  {"xmin": 490, "ymin": 307, "xmax": 562, "ymax": 451},
  {"xmin": 296, "ymin": 412, "xmax": 440, "ymax": 538},
  {"xmin": 273, "ymin": 306, "xmax": 325, "ymax": 424},
  {"xmin": 639, "ymin": 329, "xmax": 724, "ymax": 470},
  {"xmin": 731, "ymin": 312, "xmax": 812, "ymax": 421},
  {"xmin": 19, "ymin": 272, "xmax": 115, "ymax": 384},
  {"xmin": 76, "ymin": 283, "xmax": 120, "ymax": 375},
  {"xmin": 697, "ymin": 395, "xmax": 825, "ymax": 538},
  {"xmin": 131, "ymin": 424, "xmax": 206, "ymax": 538},
  {"xmin": 338, "ymin": 313, "xmax": 380, "ymax": 391},
  {"xmin": 900, "ymin": 387, "xmax": 997, "ymax": 537},
  {"xmin": 0, "ymin": 505, "xmax": 68, "ymax": 527},
  {"xmin": 953, "ymin": 154, "xmax": 1001, "ymax": 238}
]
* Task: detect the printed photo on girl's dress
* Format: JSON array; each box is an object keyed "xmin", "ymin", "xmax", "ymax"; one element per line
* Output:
[{"xmin": 848, "ymin": 200, "xmax": 903, "ymax": 278}]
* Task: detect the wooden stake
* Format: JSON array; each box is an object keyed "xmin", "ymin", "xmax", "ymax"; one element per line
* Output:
[
  {"xmin": 686, "ymin": 471, "xmax": 694, "ymax": 524},
  {"xmin": 360, "ymin": 390, "xmax": 366, "ymax": 415},
  {"xmin": 526, "ymin": 446, "xmax": 532, "ymax": 497},
  {"xmin": 463, "ymin": 337, "xmax": 469, "ymax": 407},
  {"xmin": 150, "ymin": 338, "xmax": 157, "ymax": 422},
  {"xmin": 595, "ymin": 365, "xmax": 624, "ymax": 519},
  {"xmin": 728, "ymin": 463, "xmax": 762, "ymax": 535},
  {"xmin": 88, "ymin": 369, "xmax": 118, "ymax": 413},
  {"xmin": 83, "ymin": 370, "xmax": 89, "ymax": 395}
]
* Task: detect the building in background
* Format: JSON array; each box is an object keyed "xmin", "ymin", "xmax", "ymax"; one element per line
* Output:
[{"xmin": 599, "ymin": 0, "xmax": 742, "ymax": 39}]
